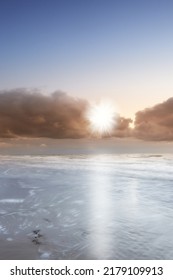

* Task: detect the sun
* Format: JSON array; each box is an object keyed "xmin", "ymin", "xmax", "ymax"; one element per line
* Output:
[{"xmin": 86, "ymin": 102, "xmax": 117, "ymax": 135}]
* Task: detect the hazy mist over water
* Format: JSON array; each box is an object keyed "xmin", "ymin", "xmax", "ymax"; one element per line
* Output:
[{"xmin": 0, "ymin": 154, "xmax": 173, "ymax": 259}]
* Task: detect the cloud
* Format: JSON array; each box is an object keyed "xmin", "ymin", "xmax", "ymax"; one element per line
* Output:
[
  {"xmin": 0, "ymin": 89, "xmax": 173, "ymax": 141},
  {"xmin": 0, "ymin": 89, "xmax": 89, "ymax": 138},
  {"xmin": 113, "ymin": 117, "xmax": 133, "ymax": 138},
  {"xmin": 0, "ymin": 89, "xmax": 132, "ymax": 139},
  {"xmin": 134, "ymin": 97, "xmax": 173, "ymax": 141}
]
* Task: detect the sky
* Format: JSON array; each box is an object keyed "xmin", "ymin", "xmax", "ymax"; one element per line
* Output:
[
  {"xmin": 0, "ymin": 0, "xmax": 173, "ymax": 152},
  {"xmin": 0, "ymin": 0, "xmax": 173, "ymax": 119}
]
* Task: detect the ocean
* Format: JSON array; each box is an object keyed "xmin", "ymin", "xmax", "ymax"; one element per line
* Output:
[{"xmin": 0, "ymin": 154, "xmax": 173, "ymax": 259}]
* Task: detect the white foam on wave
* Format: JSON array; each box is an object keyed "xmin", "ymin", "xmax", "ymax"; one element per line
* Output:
[
  {"xmin": 0, "ymin": 199, "xmax": 24, "ymax": 203},
  {"xmin": 6, "ymin": 238, "xmax": 13, "ymax": 241}
]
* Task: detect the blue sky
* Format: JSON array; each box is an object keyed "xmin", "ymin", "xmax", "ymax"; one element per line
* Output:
[{"xmin": 0, "ymin": 0, "xmax": 173, "ymax": 118}]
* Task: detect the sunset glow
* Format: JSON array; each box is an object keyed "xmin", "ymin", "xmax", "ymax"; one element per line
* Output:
[{"xmin": 86, "ymin": 102, "xmax": 117, "ymax": 135}]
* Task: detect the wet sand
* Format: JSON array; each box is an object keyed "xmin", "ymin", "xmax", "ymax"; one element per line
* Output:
[
  {"xmin": 1, "ymin": 155, "xmax": 173, "ymax": 259},
  {"xmin": 0, "ymin": 239, "xmax": 38, "ymax": 260}
]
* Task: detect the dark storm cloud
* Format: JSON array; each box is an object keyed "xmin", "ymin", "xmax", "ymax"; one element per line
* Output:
[
  {"xmin": 134, "ymin": 97, "xmax": 173, "ymax": 141},
  {"xmin": 0, "ymin": 89, "xmax": 89, "ymax": 138}
]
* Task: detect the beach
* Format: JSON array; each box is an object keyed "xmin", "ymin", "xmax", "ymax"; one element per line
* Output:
[{"xmin": 0, "ymin": 154, "xmax": 173, "ymax": 259}]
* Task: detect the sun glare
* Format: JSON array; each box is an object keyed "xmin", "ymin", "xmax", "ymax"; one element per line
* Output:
[{"xmin": 86, "ymin": 102, "xmax": 117, "ymax": 135}]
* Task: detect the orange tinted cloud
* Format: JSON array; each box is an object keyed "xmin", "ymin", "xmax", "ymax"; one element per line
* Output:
[
  {"xmin": 0, "ymin": 89, "xmax": 133, "ymax": 139},
  {"xmin": 134, "ymin": 97, "xmax": 173, "ymax": 140},
  {"xmin": 2, "ymin": 89, "xmax": 173, "ymax": 141},
  {"xmin": 0, "ymin": 89, "xmax": 89, "ymax": 138}
]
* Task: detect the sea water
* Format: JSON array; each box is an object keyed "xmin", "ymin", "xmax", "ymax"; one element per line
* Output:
[{"xmin": 0, "ymin": 154, "xmax": 173, "ymax": 259}]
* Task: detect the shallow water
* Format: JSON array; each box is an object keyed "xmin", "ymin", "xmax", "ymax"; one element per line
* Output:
[{"xmin": 0, "ymin": 154, "xmax": 173, "ymax": 259}]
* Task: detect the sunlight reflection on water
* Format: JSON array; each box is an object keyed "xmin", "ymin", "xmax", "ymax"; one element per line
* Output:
[{"xmin": 88, "ymin": 165, "xmax": 114, "ymax": 258}]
